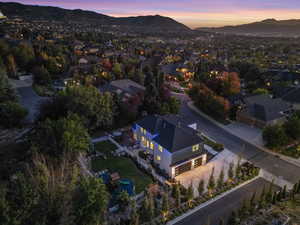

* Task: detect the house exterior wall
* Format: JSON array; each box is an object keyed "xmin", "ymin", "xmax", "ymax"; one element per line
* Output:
[{"xmin": 133, "ymin": 124, "xmax": 206, "ymax": 178}]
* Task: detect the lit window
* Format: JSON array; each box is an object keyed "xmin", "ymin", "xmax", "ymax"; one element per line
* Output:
[
  {"xmin": 143, "ymin": 129, "xmax": 147, "ymax": 135},
  {"xmin": 150, "ymin": 142, "xmax": 154, "ymax": 150},
  {"xmin": 141, "ymin": 136, "xmax": 145, "ymax": 142},
  {"xmin": 146, "ymin": 141, "xmax": 149, "ymax": 148},
  {"xmin": 192, "ymin": 144, "xmax": 199, "ymax": 152},
  {"xmin": 133, "ymin": 133, "xmax": 137, "ymax": 140},
  {"xmin": 156, "ymin": 155, "xmax": 161, "ymax": 161},
  {"xmin": 140, "ymin": 127, "xmax": 143, "ymax": 133},
  {"xmin": 158, "ymin": 145, "xmax": 163, "ymax": 152}
]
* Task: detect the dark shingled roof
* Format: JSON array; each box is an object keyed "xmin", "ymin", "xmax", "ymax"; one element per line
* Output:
[
  {"xmin": 282, "ymin": 87, "xmax": 300, "ymax": 104},
  {"xmin": 100, "ymin": 79, "xmax": 145, "ymax": 96},
  {"xmin": 242, "ymin": 94, "xmax": 292, "ymax": 122},
  {"xmin": 136, "ymin": 114, "xmax": 203, "ymax": 153}
]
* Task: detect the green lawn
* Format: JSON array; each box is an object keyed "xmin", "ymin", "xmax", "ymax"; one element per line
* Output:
[
  {"xmin": 93, "ymin": 140, "xmax": 118, "ymax": 156},
  {"xmin": 91, "ymin": 156, "xmax": 152, "ymax": 193}
]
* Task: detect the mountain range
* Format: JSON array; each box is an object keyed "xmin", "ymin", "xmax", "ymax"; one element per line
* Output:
[
  {"xmin": 0, "ymin": 2, "xmax": 190, "ymax": 32},
  {"xmin": 197, "ymin": 19, "xmax": 300, "ymax": 37}
]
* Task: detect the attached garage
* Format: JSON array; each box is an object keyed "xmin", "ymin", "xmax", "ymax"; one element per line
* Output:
[{"xmin": 175, "ymin": 161, "xmax": 192, "ymax": 176}]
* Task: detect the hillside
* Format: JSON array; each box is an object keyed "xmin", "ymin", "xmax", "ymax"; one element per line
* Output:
[
  {"xmin": 0, "ymin": 2, "xmax": 190, "ymax": 32},
  {"xmin": 197, "ymin": 19, "xmax": 300, "ymax": 37}
]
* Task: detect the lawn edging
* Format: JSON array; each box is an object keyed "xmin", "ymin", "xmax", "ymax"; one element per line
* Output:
[{"xmin": 167, "ymin": 176, "xmax": 261, "ymax": 225}]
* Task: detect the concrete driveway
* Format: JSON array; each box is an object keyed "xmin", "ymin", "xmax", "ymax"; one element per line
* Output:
[
  {"xmin": 225, "ymin": 122, "xmax": 263, "ymax": 147},
  {"xmin": 176, "ymin": 150, "xmax": 243, "ymax": 196},
  {"xmin": 17, "ymin": 87, "xmax": 48, "ymax": 122}
]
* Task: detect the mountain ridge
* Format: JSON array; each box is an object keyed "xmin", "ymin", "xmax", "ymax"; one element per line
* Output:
[
  {"xmin": 0, "ymin": 2, "xmax": 190, "ymax": 31},
  {"xmin": 196, "ymin": 18, "xmax": 300, "ymax": 36}
]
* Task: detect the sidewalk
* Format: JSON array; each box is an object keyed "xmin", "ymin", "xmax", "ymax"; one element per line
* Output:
[{"xmin": 187, "ymin": 102, "xmax": 300, "ymax": 168}]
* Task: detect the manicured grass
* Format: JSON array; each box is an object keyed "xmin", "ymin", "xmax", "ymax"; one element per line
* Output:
[
  {"xmin": 94, "ymin": 140, "xmax": 118, "ymax": 156},
  {"xmin": 91, "ymin": 156, "xmax": 152, "ymax": 193}
]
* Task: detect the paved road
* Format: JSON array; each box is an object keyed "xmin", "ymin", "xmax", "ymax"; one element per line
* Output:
[
  {"xmin": 174, "ymin": 178, "xmax": 278, "ymax": 225},
  {"xmin": 17, "ymin": 87, "xmax": 47, "ymax": 122},
  {"xmin": 177, "ymin": 98, "xmax": 300, "ymax": 184}
]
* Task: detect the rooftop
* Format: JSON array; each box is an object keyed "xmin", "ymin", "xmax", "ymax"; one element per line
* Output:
[
  {"xmin": 101, "ymin": 79, "xmax": 145, "ymax": 97},
  {"xmin": 136, "ymin": 114, "xmax": 203, "ymax": 153},
  {"xmin": 242, "ymin": 94, "xmax": 292, "ymax": 122}
]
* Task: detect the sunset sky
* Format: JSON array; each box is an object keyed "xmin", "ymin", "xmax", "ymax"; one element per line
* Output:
[{"xmin": 2, "ymin": 0, "xmax": 300, "ymax": 28}]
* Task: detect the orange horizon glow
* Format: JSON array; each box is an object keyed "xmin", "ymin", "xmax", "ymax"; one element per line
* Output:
[
  {"xmin": 108, "ymin": 9, "xmax": 300, "ymax": 28},
  {"xmin": 2, "ymin": 0, "xmax": 300, "ymax": 28}
]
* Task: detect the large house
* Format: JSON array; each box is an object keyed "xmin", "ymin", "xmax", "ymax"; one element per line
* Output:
[
  {"xmin": 133, "ymin": 115, "xmax": 207, "ymax": 178},
  {"xmin": 236, "ymin": 94, "xmax": 292, "ymax": 128}
]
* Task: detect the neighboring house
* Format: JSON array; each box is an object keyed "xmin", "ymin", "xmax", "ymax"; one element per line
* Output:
[
  {"xmin": 236, "ymin": 94, "xmax": 292, "ymax": 128},
  {"xmin": 100, "ymin": 79, "xmax": 145, "ymax": 102},
  {"xmin": 282, "ymin": 87, "xmax": 300, "ymax": 110},
  {"xmin": 133, "ymin": 115, "xmax": 207, "ymax": 178}
]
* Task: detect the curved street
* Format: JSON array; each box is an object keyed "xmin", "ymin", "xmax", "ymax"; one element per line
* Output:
[{"xmin": 175, "ymin": 93, "xmax": 300, "ymax": 184}]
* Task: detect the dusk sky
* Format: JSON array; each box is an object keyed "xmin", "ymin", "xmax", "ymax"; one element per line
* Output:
[{"xmin": 2, "ymin": 0, "xmax": 300, "ymax": 28}]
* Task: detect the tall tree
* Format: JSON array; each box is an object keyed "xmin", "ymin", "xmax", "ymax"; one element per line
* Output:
[
  {"xmin": 0, "ymin": 67, "xmax": 17, "ymax": 102},
  {"xmin": 186, "ymin": 182, "xmax": 194, "ymax": 207},
  {"xmin": 73, "ymin": 177, "xmax": 109, "ymax": 225},
  {"xmin": 6, "ymin": 54, "xmax": 17, "ymax": 78},
  {"xmin": 217, "ymin": 168, "xmax": 225, "ymax": 190},
  {"xmin": 31, "ymin": 114, "xmax": 90, "ymax": 158},
  {"xmin": 198, "ymin": 180, "xmax": 205, "ymax": 196},
  {"xmin": 207, "ymin": 167, "xmax": 216, "ymax": 194}
]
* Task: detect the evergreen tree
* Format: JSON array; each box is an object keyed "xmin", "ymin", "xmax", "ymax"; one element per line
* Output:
[
  {"xmin": 272, "ymin": 192, "xmax": 277, "ymax": 205},
  {"xmin": 217, "ymin": 168, "xmax": 225, "ymax": 190},
  {"xmin": 282, "ymin": 185, "xmax": 287, "ymax": 200},
  {"xmin": 174, "ymin": 184, "xmax": 181, "ymax": 207},
  {"xmin": 258, "ymin": 185, "xmax": 266, "ymax": 209},
  {"xmin": 277, "ymin": 190, "xmax": 282, "ymax": 202},
  {"xmin": 227, "ymin": 211, "xmax": 237, "ymax": 225},
  {"xmin": 141, "ymin": 195, "xmax": 151, "ymax": 222},
  {"xmin": 235, "ymin": 158, "xmax": 241, "ymax": 180},
  {"xmin": 161, "ymin": 193, "xmax": 169, "ymax": 221},
  {"xmin": 130, "ymin": 200, "xmax": 139, "ymax": 225},
  {"xmin": 228, "ymin": 162, "xmax": 234, "ymax": 183},
  {"xmin": 0, "ymin": 67, "xmax": 17, "ymax": 102},
  {"xmin": 207, "ymin": 167, "xmax": 216, "ymax": 194},
  {"xmin": 186, "ymin": 182, "xmax": 194, "ymax": 207},
  {"xmin": 266, "ymin": 180, "xmax": 274, "ymax": 203},
  {"xmin": 148, "ymin": 192, "xmax": 155, "ymax": 219},
  {"xmin": 198, "ymin": 180, "xmax": 205, "ymax": 196}
]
